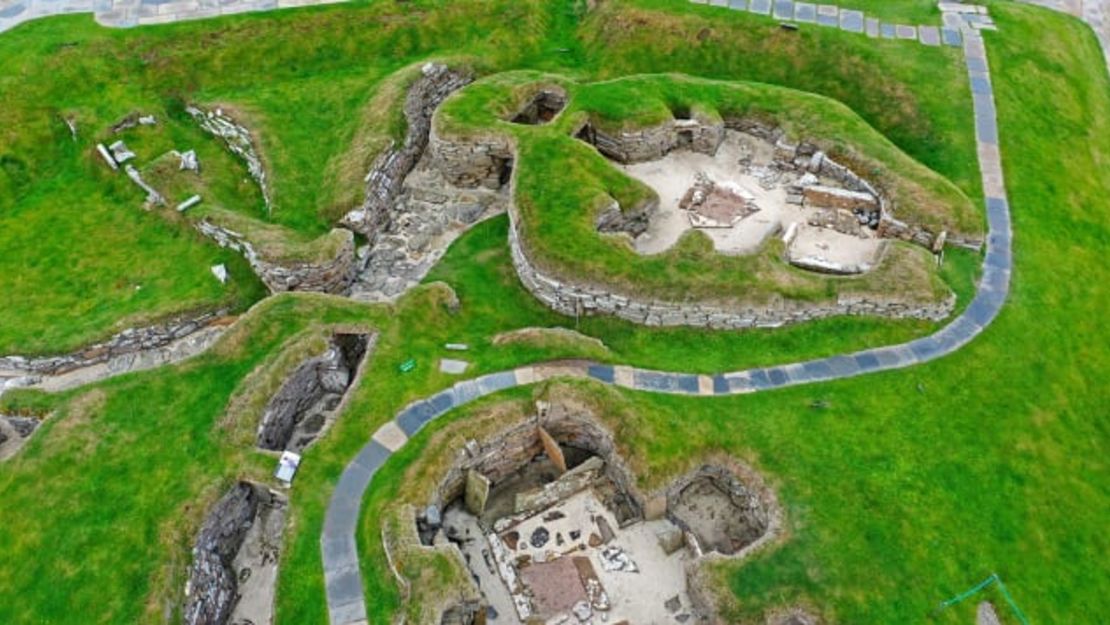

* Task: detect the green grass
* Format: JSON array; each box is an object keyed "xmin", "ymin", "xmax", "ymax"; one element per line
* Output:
[
  {"xmin": 0, "ymin": 0, "xmax": 977, "ymax": 355},
  {"xmin": 0, "ymin": 1, "xmax": 1107, "ymax": 624}
]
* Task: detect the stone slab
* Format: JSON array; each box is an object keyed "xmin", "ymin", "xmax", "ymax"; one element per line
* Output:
[
  {"xmin": 794, "ymin": 1, "xmax": 814, "ymax": 22},
  {"xmin": 839, "ymin": 9, "xmax": 863, "ymax": 32},
  {"xmin": 865, "ymin": 17, "xmax": 878, "ymax": 37},
  {"xmin": 728, "ymin": 0, "xmax": 747, "ymax": 9},
  {"xmin": 371, "ymin": 421, "xmax": 408, "ymax": 452},
  {"xmin": 880, "ymin": 22, "xmax": 896, "ymax": 38},
  {"xmin": 896, "ymin": 24, "xmax": 917, "ymax": 39},
  {"xmin": 919, "ymin": 25, "xmax": 940, "ymax": 45},
  {"xmin": 942, "ymin": 26, "xmax": 962, "ymax": 46},
  {"xmin": 748, "ymin": 0, "xmax": 770, "ymax": 14},
  {"xmin": 773, "ymin": 0, "xmax": 793, "ymax": 19},
  {"xmin": 816, "ymin": 4, "xmax": 837, "ymax": 26}
]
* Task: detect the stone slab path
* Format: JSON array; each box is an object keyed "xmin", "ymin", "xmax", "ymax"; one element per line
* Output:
[
  {"xmin": 321, "ymin": 6, "xmax": 1014, "ymax": 623},
  {"xmin": 0, "ymin": 0, "xmax": 340, "ymax": 33},
  {"xmin": 1018, "ymin": 0, "xmax": 1110, "ymax": 69}
]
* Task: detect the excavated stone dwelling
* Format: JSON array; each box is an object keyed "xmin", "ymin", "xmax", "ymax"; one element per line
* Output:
[{"xmin": 405, "ymin": 402, "xmax": 781, "ymax": 625}]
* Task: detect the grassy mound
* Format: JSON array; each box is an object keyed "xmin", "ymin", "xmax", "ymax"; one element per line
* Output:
[{"xmin": 436, "ymin": 71, "xmax": 976, "ymax": 305}]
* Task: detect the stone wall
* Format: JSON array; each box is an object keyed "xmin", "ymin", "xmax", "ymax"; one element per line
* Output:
[
  {"xmin": 432, "ymin": 401, "xmax": 643, "ymax": 524},
  {"xmin": 0, "ymin": 309, "xmax": 230, "ymax": 376},
  {"xmin": 589, "ymin": 116, "xmax": 725, "ymax": 164},
  {"xmin": 342, "ymin": 63, "xmax": 474, "ymax": 239},
  {"xmin": 183, "ymin": 482, "xmax": 259, "ymax": 625},
  {"xmin": 428, "ymin": 127, "xmax": 515, "ymax": 189},
  {"xmin": 256, "ymin": 333, "xmax": 370, "ymax": 451},
  {"xmin": 431, "ymin": 111, "xmax": 958, "ymax": 329},
  {"xmin": 196, "ymin": 220, "xmax": 357, "ymax": 295},
  {"xmin": 509, "ymin": 215, "xmax": 955, "ymax": 329},
  {"xmin": 186, "ymin": 106, "xmax": 271, "ymax": 211}
]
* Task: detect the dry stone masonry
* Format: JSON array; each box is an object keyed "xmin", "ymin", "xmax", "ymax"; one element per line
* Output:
[
  {"xmin": 0, "ymin": 309, "xmax": 229, "ymax": 377},
  {"xmin": 184, "ymin": 482, "xmax": 288, "ymax": 625},
  {"xmin": 342, "ymin": 63, "xmax": 473, "ymax": 241},
  {"xmin": 256, "ymin": 333, "xmax": 372, "ymax": 452},
  {"xmin": 196, "ymin": 220, "xmax": 357, "ymax": 294}
]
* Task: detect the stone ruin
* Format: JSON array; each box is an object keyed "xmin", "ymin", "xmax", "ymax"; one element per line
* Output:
[
  {"xmin": 0, "ymin": 414, "xmax": 40, "ymax": 462},
  {"xmin": 255, "ymin": 332, "xmax": 372, "ymax": 453},
  {"xmin": 580, "ymin": 116, "xmax": 896, "ymax": 276},
  {"xmin": 399, "ymin": 401, "xmax": 781, "ymax": 625},
  {"xmin": 509, "ymin": 87, "xmax": 567, "ymax": 126},
  {"xmin": 342, "ymin": 63, "xmax": 509, "ymax": 301},
  {"xmin": 183, "ymin": 481, "xmax": 288, "ymax": 625}
]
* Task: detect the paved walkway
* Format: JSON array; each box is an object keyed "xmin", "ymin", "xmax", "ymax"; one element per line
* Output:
[
  {"xmin": 0, "ymin": 0, "xmax": 340, "ymax": 32},
  {"xmin": 321, "ymin": 5, "xmax": 1013, "ymax": 623}
]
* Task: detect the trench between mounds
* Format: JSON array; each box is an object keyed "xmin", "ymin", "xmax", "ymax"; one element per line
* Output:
[
  {"xmin": 183, "ymin": 481, "xmax": 287, "ymax": 625},
  {"xmin": 407, "ymin": 402, "xmax": 777, "ymax": 625},
  {"xmin": 255, "ymin": 332, "xmax": 372, "ymax": 455}
]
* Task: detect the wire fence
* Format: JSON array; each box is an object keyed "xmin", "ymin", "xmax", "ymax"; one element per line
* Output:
[{"xmin": 933, "ymin": 573, "xmax": 1030, "ymax": 625}]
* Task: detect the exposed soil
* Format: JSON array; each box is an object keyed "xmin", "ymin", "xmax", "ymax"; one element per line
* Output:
[{"xmin": 669, "ymin": 470, "xmax": 771, "ymax": 556}]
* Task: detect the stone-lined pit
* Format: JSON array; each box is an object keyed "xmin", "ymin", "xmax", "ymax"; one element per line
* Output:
[
  {"xmin": 593, "ymin": 122, "xmax": 891, "ymax": 276},
  {"xmin": 256, "ymin": 332, "xmax": 372, "ymax": 453},
  {"xmin": 183, "ymin": 481, "xmax": 288, "ymax": 625},
  {"xmin": 402, "ymin": 401, "xmax": 779, "ymax": 625},
  {"xmin": 508, "ymin": 87, "xmax": 567, "ymax": 126}
]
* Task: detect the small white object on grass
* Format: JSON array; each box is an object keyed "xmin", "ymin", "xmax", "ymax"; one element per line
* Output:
[
  {"xmin": 95, "ymin": 143, "xmax": 118, "ymax": 170},
  {"xmin": 210, "ymin": 264, "xmax": 228, "ymax": 284},
  {"xmin": 176, "ymin": 195, "xmax": 202, "ymax": 213},
  {"xmin": 274, "ymin": 450, "xmax": 302, "ymax": 486}
]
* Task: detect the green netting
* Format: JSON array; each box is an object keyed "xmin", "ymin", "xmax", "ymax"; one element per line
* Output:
[{"xmin": 935, "ymin": 573, "xmax": 1030, "ymax": 625}]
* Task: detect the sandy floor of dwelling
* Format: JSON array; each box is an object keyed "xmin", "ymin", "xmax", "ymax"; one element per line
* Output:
[
  {"xmin": 619, "ymin": 131, "xmax": 883, "ymax": 271},
  {"xmin": 445, "ymin": 488, "xmax": 697, "ymax": 624}
]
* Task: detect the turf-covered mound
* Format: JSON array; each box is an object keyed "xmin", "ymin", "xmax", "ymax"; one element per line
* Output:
[{"xmin": 431, "ymin": 72, "xmax": 981, "ymax": 323}]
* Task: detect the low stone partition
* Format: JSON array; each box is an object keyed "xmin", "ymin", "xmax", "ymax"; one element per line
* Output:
[
  {"xmin": 430, "ymin": 400, "xmax": 642, "ymax": 523},
  {"xmin": 0, "ymin": 309, "xmax": 231, "ymax": 377},
  {"xmin": 578, "ymin": 114, "xmax": 725, "ymax": 164},
  {"xmin": 196, "ymin": 220, "xmax": 357, "ymax": 295},
  {"xmin": 342, "ymin": 63, "xmax": 474, "ymax": 240},
  {"xmin": 509, "ymin": 216, "xmax": 954, "ymax": 329}
]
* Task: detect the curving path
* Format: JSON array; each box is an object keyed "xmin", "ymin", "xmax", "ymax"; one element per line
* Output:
[{"xmin": 321, "ymin": 4, "xmax": 1013, "ymax": 624}]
